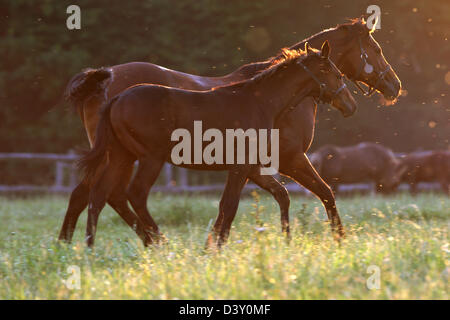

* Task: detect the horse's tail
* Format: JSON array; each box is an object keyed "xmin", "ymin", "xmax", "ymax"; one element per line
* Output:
[
  {"xmin": 64, "ymin": 67, "xmax": 113, "ymax": 112},
  {"xmin": 77, "ymin": 96, "xmax": 119, "ymax": 180}
]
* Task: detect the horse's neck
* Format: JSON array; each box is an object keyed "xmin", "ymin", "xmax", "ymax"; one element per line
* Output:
[
  {"xmin": 290, "ymin": 32, "xmax": 331, "ymax": 51},
  {"xmin": 290, "ymin": 29, "xmax": 348, "ymax": 66},
  {"xmin": 224, "ymin": 61, "xmax": 271, "ymax": 82},
  {"xmin": 249, "ymin": 70, "xmax": 314, "ymax": 119}
]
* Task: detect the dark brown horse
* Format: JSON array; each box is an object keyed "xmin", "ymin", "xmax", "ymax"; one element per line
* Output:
[
  {"xmin": 398, "ymin": 150, "xmax": 450, "ymax": 194},
  {"xmin": 59, "ymin": 18, "xmax": 401, "ymax": 245},
  {"xmin": 78, "ymin": 42, "xmax": 356, "ymax": 247},
  {"xmin": 310, "ymin": 142, "xmax": 406, "ymax": 193}
]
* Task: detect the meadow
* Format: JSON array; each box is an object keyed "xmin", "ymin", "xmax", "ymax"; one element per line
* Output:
[{"xmin": 0, "ymin": 192, "xmax": 448, "ymax": 299}]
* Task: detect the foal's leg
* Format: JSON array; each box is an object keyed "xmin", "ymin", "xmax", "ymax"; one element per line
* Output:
[
  {"xmin": 248, "ymin": 172, "xmax": 290, "ymax": 235},
  {"xmin": 58, "ymin": 165, "xmax": 152, "ymax": 245},
  {"xmin": 85, "ymin": 154, "xmax": 133, "ymax": 247},
  {"xmin": 127, "ymin": 156, "xmax": 165, "ymax": 241},
  {"xmin": 216, "ymin": 167, "xmax": 252, "ymax": 248},
  {"xmin": 59, "ymin": 158, "xmax": 108, "ymax": 243},
  {"xmin": 206, "ymin": 173, "xmax": 290, "ymax": 247},
  {"xmin": 206, "ymin": 198, "xmax": 225, "ymax": 248},
  {"xmin": 107, "ymin": 162, "xmax": 154, "ymax": 246},
  {"xmin": 85, "ymin": 176, "xmax": 113, "ymax": 247},
  {"xmin": 58, "ymin": 178, "xmax": 90, "ymax": 242},
  {"xmin": 280, "ymin": 153, "xmax": 345, "ymax": 238}
]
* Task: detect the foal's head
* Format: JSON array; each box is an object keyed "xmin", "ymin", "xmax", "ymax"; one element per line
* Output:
[
  {"xmin": 299, "ymin": 41, "xmax": 357, "ymax": 117},
  {"xmin": 338, "ymin": 18, "xmax": 401, "ymax": 100}
]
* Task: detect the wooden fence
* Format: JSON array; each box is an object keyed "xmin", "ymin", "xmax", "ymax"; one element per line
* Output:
[{"xmin": 0, "ymin": 152, "xmax": 441, "ymax": 194}]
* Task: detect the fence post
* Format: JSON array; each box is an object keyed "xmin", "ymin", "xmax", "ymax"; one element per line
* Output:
[
  {"xmin": 54, "ymin": 161, "xmax": 64, "ymax": 190},
  {"xmin": 164, "ymin": 163, "xmax": 173, "ymax": 187},
  {"xmin": 68, "ymin": 150, "xmax": 77, "ymax": 190},
  {"xmin": 178, "ymin": 167, "xmax": 188, "ymax": 189}
]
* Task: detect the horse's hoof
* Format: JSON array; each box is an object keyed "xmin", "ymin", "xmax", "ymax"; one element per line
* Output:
[
  {"xmin": 155, "ymin": 233, "xmax": 169, "ymax": 245},
  {"xmin": 57, "ymin": 237, "xmax": 71, "ymax": 244},
  {"xmin": 333, "ymin": 229, "xmax": 346, "ymax": 244},
  {"xmin": 204, "ymin": 233, "xmax": 215, "ymax": 250}
]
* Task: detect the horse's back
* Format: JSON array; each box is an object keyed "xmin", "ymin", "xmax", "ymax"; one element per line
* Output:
[{"xmin": 108, "ymin": 62, "xmax": 221, "ymax": 99}]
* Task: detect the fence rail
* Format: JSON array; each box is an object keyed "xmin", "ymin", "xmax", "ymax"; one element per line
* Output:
[{"xmin": 0, "ymin": 152, "xmax": 442, "ymax": 194}]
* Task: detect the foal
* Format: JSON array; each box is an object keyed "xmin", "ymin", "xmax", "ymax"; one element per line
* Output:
[{"xmin": 79, "ymin": 41, "xmax": 356, "ymax": 247}]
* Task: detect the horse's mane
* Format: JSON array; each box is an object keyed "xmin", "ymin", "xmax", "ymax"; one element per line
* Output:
[
  {"xmin": 232, "ymin": 17, "xmax": 368, "ymax": 77},
  {"xmin": 222, "ymin": 47, "xmax": 319, "ymax": 91},
  {"xmin": 250, "ymin": 48, "xmax": 307, "ymax": 82},
  {"xmin": 268, "ymin": 47, "xmax": 308, "ymax": 66},
  {"xmin": 287, "ymin": 17, "xmax": 369, "ymax": 53},
  {"xmin": 218, "ymin": 17, "xmax": 367, "ymax": 90}
]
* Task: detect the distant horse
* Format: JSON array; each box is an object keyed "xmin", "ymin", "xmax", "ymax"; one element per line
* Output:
[
  {"xmin": 310, "ymin": 142, "xmax": 406, "ymax": 193},
  {"xmin": 398, "ymin": 150, "xmax": 450, "ymax": 194},
  {"xmin": 59, "ymin": 18, "xmax": 401, "ymax": 245},
  {"xmin": 77, "ymin": 42, "xmax": 356, "ymax": 247}
]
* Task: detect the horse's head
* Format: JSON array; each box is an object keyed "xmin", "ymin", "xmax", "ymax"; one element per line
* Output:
[
  {"xmin": 301, "ymin": 41, "xmax": 357, "ymax": 117},
  {"xmin": 339, "ymin": 18, "xmax": 401, "ymax": 101},
  {"xmin": 379, "ymin": 158, "xmax": 408, "ymax": 192}
]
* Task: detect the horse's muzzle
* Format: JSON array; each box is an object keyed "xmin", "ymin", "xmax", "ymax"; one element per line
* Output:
[
  {"xmin": 341, "ymin": 104, "xmax": 356, "ymax": 117},
  {"xmin": 383, "ymin": 71, "xmax": 402, "ymax": 101},
  {"xmin": 336, "ymin": 90, "xmax": 357, "ymax": 117}
]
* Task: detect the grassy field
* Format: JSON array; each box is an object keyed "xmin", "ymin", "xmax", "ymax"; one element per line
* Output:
[{"xmin": 0, "ymin": 192, "xmax": 448, "ymax": 299}]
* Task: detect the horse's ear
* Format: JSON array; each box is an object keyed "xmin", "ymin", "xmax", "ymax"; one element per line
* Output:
[
  {"xmin": 320, "ymin": 40, "xmax": 331, "ymax": 59},
  {"xmin": 360, "ymin": 13, "xmax": 369, "ymax": 23},
  {"xmin": 305, "ymin": 42, "xmax": 313, "ymax": 54}
]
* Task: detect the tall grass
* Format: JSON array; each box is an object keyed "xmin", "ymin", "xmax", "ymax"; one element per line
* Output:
[{"xmin": 0, "ymin": 192, "xmax": 448, "ymax": 299}]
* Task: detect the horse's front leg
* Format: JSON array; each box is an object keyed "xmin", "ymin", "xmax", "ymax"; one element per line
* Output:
[
  {"xmin": 248, "ymin": 172, "xmax": 290, "ymax": 235},
  {"xmin": 206, "ymin": 171, "xmax": 290, "ymax": 247},
  {"xmin": 279, "ymin": 152, "xmax": 345, "ymax": 239},
  {"xmin": 214, "ymin": 166, "xmax": 253, "ymax": 248},
  {"xmin": 205, "ymin": 200, "xmax": 225, "ymax": 249}
]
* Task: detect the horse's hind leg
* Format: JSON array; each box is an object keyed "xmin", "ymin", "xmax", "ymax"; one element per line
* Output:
[
  {"xmin": 127, "ymin": 155, "xmax": 165, "ymax": 241},
  {"xmin": 85, "ymin": 153, "xmax": 132, "ymax": 247},
  {"xmin": 280, "ymin": 153, "xmax": 345, "ymax": 239},
  {"xmin": 107, "ymin": 161, "xmax": 154, "ymax": 246},
  {"xmin": 58, "ymin": 177, "xmax": 89, "ymax": 243},
  {"xmin": 249, "ymin": 172, "xmax": 290, "ymax": 235},
  {"xmin": 58, "ymin": 162, "xmax": 151, "ymax": 245},
  {"xmin": 59, "ymin": 159, "xmax": 108, "ymax": 243}
]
